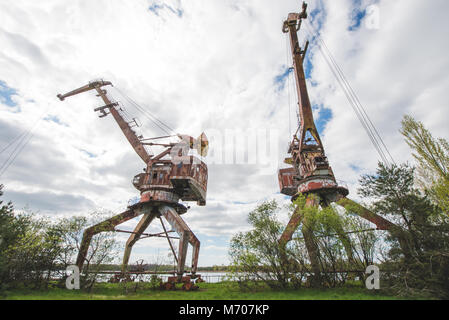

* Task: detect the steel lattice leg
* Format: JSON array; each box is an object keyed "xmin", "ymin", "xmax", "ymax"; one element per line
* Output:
[
  {"xmin": 279, "ymin": 206, "xmax": 304, "ymax": 249},
  {"xmin": 189, "ymin": 233, "xmax": 200, "ymax": 276},
  {"xmin": 76, "ymin": 207, "xmax": 148, "ymax": 271},
  {"xmin": 302, "ymin": 196, "xmax": 322, "ymax": 286},
  {"xmin": 159, "ymin": 205, "xmax": 200, "ymax": 281},
  {"xmin": 121, "ymin": 212, "xmax": 157, "ymax": 273},
  {"xmin": 337, "ymin": 198, "xmax": 413, "ymax": 260}
]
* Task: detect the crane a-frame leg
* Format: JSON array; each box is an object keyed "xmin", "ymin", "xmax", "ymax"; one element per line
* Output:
[
  {"xmin": 121, "ymin": 211, "xmax": 157, "ymax": 273},
  {"xmin": 76, "ymin": 204, "xmax": 200, "ymax": 283},
  {"xmin": 337, "ymin": 198, "xmax": 413, "ymax": 260},
  {"xmin": 76, "ymin": 206, "xmax": 149, "ymax": 271},
  {"xmin": 279, "ymin": 196, "xmax": 323, "ymax": 286},
  {"xmin": 119, "ymin": 205, "xmax": 201, "ymax": 281},
  {"xmin": 159, "ymin": 205, "xmax": 201, "ymax": 280},
  {"xmin": 279, "ymin": 195, "xmax": 411, "ymax": 286}
]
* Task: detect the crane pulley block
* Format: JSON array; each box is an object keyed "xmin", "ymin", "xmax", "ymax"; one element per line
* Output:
[
  {"xmin": 94, "ymin": 102, "xmax": 118, "ymax": 118},
  {"xmin": 94, "ymin": 102, "xmax": 119, "ymax": 112}
]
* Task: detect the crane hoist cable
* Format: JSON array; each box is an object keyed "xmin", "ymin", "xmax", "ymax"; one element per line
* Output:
[
  {"xmin": 303, "ymin": 20, "xmax": 395, "ymax": 167},
  {"xmin": 304, "ymin": 21, "xmax": 394, "ymax": 166},
  {"xmin": 0, "ymin": 131, "xmax": 33, "ymax": 177},
  {"xmin": 0, "ymin": 130, "xmax": 28, "ymax": 155},
  {"xmin": 286, "ymin": 33, "xmax": 292, "ymax": 137},
  {"xmin": 105, "ymin": 92, "xmax": 156, "ymax": 157},
  {"xmin": 0, "ymin": 104, "xmax": 53, "ymax": 178},
  {"xmin": 113, "ymin": 87, "xmax": 175, "ymax": 136},
  {"xmin": 307, "ymin": 23, "xmax": 395, "ymax": 166}
]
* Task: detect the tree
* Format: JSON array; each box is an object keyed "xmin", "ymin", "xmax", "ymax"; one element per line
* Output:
[
  {"xmin": 401, "ymin": 115, "xmax": 449, "ymax": 216},
  {"xmin": 290, "ymin": 196, "xmax": 378, "ymax": 287},
  {"xmin": 53, "ymin": 212, "xmax": 120, "ymax": 291},
  {"xmin": 0, "ymin": 185, "xmax": 64, "ymax": 291},
  {"xmin": 228, "ymin": 197, "xmax": 377, "ymax": 289},
  {"xmin": 358, "ymin": 163, "xmax": 449, "ymax": 298},
  {"xmin": 229, "ymin": 200, "xmax": 297, "ymax": 290},
  {"xmin": 0, "ymin": 187, "xmax": 119, "ymax": 293}
]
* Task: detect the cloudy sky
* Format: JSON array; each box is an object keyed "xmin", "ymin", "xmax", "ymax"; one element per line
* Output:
[{"xmin": 1, "ymin": 0, "xmax": 448, "ymax": 267}]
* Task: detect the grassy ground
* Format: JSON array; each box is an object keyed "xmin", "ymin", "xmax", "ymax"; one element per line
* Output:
[{"xmin": 2, "ymin": 282, "xmax": 411, "ymax": 300}]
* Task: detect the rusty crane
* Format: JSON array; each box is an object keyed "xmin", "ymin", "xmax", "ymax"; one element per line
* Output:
[
  {"xmin": 58, "ymin": 80, "xmax": 208, "ymax": 289},
  {"xmin": 278, "ymin": 2, "xmax": 410, "ymax": 284}
]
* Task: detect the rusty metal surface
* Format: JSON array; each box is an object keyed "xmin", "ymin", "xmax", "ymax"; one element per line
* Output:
[
  {"xmin": 75, "ymin": 206, "xmax": 150, "ymax": 270},
  {"xmin": 337, "ymin": 198, "xmax": 396, "ymax": 231},
  {"xmin": 278, "ymin": 3, "xmax": 348, "ymax": 203},
  {"xmin": 276, "ymin": 3, "xmax": 411, "ymax": 285},
  {"xmin": 133, "ymin": 156, "xmax": 208, "ymax": 206},
  {"xmin": 58, "ymin": 81, "xmax": 208, "ymax": 281},
  {"xmin": 278, "ymin": 167, "xmax": 298, "ymax": 196},
  {"xmin": 279, "ymin": 206, "xmax": 304, "ymax": 248},
  {"xmin": 121, "ymin": 212, "xmax": 157, "ymax": 272},
  {"xmin": 160, "ymin": 205, "xmax": 201, "ymax": 280}
]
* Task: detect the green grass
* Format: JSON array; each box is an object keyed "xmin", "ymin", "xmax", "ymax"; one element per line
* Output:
[{"xmin": 1, "ymin": 282, "xmax": 411, "ymax": 300}]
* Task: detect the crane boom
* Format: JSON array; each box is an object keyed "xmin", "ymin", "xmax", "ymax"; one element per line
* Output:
[
  {"xmin": 278, "ymin": 2, "xmax": 348, "ymax": 203},
  {"xmin": 57, "ymin": 80, "xmax": 151, "ymax": 164},
  {"xmin": 284, "ymin": 3, "xmax": 323, "ymax": 151}
]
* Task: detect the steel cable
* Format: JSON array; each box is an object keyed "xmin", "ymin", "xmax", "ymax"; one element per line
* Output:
[{"xmin": 303, "ymin": 21, "xmax": 395, "ymax": 166}]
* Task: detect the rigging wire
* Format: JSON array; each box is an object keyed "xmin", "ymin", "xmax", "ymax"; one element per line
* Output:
[
  {"xmin": 113, "ymin": 87, "xmax": 175, "ymax": 136},
  {"xmin": 303, "ymin": 21, "xmax": 395, "ymax": 166},
  {"xmin": 286, "ymin": 33, "xmax": 292, "ymax": 137},
  {"xmin": 306, "ymin": 22, "xmax": 395, "ymax": 165},
  {"xmin": 0, "ymin": 131, "xmax": 35, "ymax": 178},
  {"xmin": 0, "ymin": 130, "xmax": 31, "ymax": 177},
  {"xmin": 0, "ymin": 130, "xmax": 28, "ymax": 155},
  {"xmin": 304, "ymin": 22, "xmax": 392, "ymax": 165},
  {"xmin": 0, "ymin": 104, "xmax": 53, "ymax": 178},
  {"xmin": 107, "ymin": 92, "xmax": 155, "ymax": 156}
]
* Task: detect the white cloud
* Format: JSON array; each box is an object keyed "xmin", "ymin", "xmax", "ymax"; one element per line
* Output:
[{"xmin": 1, "ymin": 0, "xmax": 448, "ymax": 266}]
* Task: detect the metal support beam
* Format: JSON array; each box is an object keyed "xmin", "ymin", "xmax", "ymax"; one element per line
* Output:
[
  {"xmin": 159, "ymin": 205, "xmax": 201, "ymax": 280},
  {"xmin": 301, "ymin": 196, "xmax": 322, "ymax": 286},
  {"xmin": 76, "ymin": 206, "xmax": 149, "ymax": 271},
  {"xmin": 159, "ymin": 215, "xmax": 179, "ymax": 264},
  {"xmin": 337, "ymin": 198, "xmax": 413, "ymax": 260},
  {"xmin": 121, "ymin": 212, "xmax": 157, "ymax": 273}
]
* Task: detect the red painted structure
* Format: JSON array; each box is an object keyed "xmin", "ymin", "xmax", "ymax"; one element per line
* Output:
[
  {"xmin": 277, "ymin": 2, "xmax": 408, "ymax": 284},
  {"xmin": 58, "ymin": 81, "xmax": 208, "ymax": 287}
]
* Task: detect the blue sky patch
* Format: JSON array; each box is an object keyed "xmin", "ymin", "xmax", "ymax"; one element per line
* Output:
[
  {"xmin": 315, "ymin": 106, "xmax": 333, "ymax": 135},
  {"xmin": 348, "ymin": 8, "xmax": 366, "ymax": 31},
  {"xmin": 274, "ymin": 66, "xmax": 293, "ymax": 91},
  {"xmin": 0, "ymin": 80, "xmax": 18, "ymax": 107},
  {"xmin": 350, "ymin": 164, "xmax": 362, "ymax": 172},
  {"xmin": 304, "ymin": 56, "xmax": 313, "ymax": 79},
  {"xmin": 149, "ymin": 3, "xmax": 183, "ymax": 17},
  {"xmin": 80, "ymin": 149, "xmax": 97, "ymax": 158},
  {"xmin": 44, "ymin": 115, "xmax": 68, "ymax": 127}
]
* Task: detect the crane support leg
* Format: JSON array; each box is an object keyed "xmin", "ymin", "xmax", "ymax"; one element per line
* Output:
[
  {"xmin": 76, "ymin": 207, "xmax": 147, "ymax": 271},
  {"xmin": 337, "ymin": 198, "xmax": 395, "ymax": 230},
  {"xmin": 330, "ymin": 219, "xmax": 357, "ymax": 279},
  {"xmin": 121, "ymin": 212, "xmax": 157, "ymax": 273},
  {"xmin": 159, "ymin": 206, "xmax": 200, "ymax": 281},
  {"xmin": 301, "ymin": 196, "xmax": 322, "ymax": 286},
  {"xmin": 333, "ymin": 222, "xmax": 356, "ymax": 265},
  {"xmin": 279, "ymin": 196, "xmax": 322, "ymax": 285},
  {"xmin": 302, "ymin": 218, "xmax": 322, "ymax": 286},
  {"xmin": 279, "ymin": 206, "xmax": 304, "ymax": 248},
  {"xmin": 337, "ymin": 198, "xmax": 413, "ymax": 260},
  {"xmin": 320, "ymin": 202, "xmax": 357, "ymax": 267},
  {"xmin": 189, "ymin": 232, "xmax": 200, "ymax": 276}
]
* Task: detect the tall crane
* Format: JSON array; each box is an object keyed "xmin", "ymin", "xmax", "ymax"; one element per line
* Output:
[
  {"xmin": 58, "ymin": 80, "xmax": 209, "ymax": 289},
  {"xmin": 277, "ymin": 2, "xmax": 410, "ymax": 285}
]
